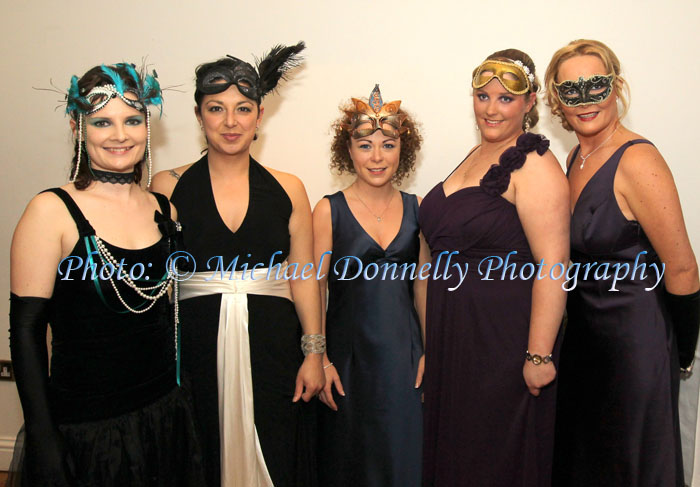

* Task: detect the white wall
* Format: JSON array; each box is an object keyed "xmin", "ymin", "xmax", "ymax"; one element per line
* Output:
[{"xmin": 2, "ymin": 0, "xmax": 699, "ymax": 476}]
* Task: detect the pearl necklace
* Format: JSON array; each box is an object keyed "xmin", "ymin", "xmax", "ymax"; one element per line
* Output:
[
  {"xmin": 93, "ymin": 235, "xmax": 173, "ymax": 312},
  {"xmin": 352, "ymin": 186, "xmax": 395, "ymax": 222},
  {"xmin": 90, "ymin": 233, "xmax": 180, "ymax": 376},
  {"xmin": 579, "ymin": 127, "xmax": 618, "ymax": 169}
]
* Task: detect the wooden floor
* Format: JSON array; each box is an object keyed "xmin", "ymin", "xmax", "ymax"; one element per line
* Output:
[{"xmin": 0, "ymin": 472, "xmax": 7, "ymax": 485}]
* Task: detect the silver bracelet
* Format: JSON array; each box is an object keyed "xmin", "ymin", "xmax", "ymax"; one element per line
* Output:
[{"xmin": 301, "ymin": 334, "xmax": 326, "ymax": 356}]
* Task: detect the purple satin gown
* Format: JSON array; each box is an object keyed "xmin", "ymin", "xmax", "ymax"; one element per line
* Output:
[
  {"xmin": 553, "ymin": 139, "xmax": 683, "ymax": 487},
  {"xmin": 419, "ymin": 133, "xmax": 557, "ymax": 486}
]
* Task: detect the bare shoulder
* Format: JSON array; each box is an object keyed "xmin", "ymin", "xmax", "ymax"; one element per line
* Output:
[
  {"xmin": 312, "ymin": 196, "xmax": 331, "ymax": 218},
  {"xmin": 617, "ymin": 139, "xmax": 671, "ymax": 181},
  {"xmin": 151, "ymin": 162, "xmax": 196, "ymax": 198},
  {"xmin": 22, "ymin": 189, "xmax": 71, "ymax": 223},
  {"xmin": 519, "ymin": 149, "xmax": 567, "ymax": 181},
  {"xmin": 12, "ymin": 190, "xmax": 71, "ymax": 254},
  {"xmin": 265, "ymin": 166, "xmax": 308, "ymax": 205}
]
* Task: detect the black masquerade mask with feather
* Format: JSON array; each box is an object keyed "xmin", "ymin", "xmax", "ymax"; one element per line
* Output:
[{"xmin": 195, "ymin": 42, "xmax": 306, "ymax": 104}]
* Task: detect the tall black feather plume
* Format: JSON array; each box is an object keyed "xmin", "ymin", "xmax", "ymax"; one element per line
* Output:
[{"xmin": 256, "ymin": 41, "xmax": 306, "ymax": 99}]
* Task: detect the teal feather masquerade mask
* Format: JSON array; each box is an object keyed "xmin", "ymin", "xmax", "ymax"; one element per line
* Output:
[
  {"xmin": 62, "ymin": 62, "xmax": 163, "ymax": 187},
  {"xmin": 66, "ymin": 63, "xmax": 162, "ymax": 116}
]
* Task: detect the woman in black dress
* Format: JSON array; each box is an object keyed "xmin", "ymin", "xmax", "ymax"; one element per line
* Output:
[
  {"xmin": 151, "ymin": 43, "xmax": 325, "ymax": 487},
  {"xmin": 546, "ymin": 39, "xmax": 700, "ymax": 487},
  {"xmin": 313, "ymin": 85, "xmax": 426, "ymax": 487},
  {"xmin": 8, "ymin": 63, "xmax": 205, "ymax": 486},
  {"xmin": 419, "ymin": 49, "xmax": 569, "ymax": 486}
]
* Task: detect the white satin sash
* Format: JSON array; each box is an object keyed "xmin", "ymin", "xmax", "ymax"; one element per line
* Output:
[{"xmin": 180, "ymin": 266, "xmax": 293, "ymax": 487}]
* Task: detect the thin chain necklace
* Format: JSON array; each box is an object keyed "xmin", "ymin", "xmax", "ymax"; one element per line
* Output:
[
  {"xmin": 579, "ymin": 126, "xmax": 618, "ymax": 169},
  {"xmin": 352, "ymin": 186, "xmax": 395, "ymax": 222}
]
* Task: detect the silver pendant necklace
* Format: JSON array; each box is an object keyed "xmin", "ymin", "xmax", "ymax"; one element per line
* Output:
[
  {"xmin": 352, "ymin": 186, "xmax": 395, "ymax": 222},
  {"xmin": 579, "ymin": 127, "xmax": 618, "ymax": 169}
]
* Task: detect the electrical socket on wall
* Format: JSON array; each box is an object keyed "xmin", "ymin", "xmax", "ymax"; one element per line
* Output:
[{"xmin": 0, "ymin": 360, "xmax": 14, "ymax": 381}]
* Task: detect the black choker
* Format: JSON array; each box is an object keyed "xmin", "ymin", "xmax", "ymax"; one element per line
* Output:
[{"xmin": 91, "ymin": 169, "xmax": 135, "ymax": 185}]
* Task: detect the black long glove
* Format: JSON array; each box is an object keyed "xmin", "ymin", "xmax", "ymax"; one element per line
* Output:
[
  {"xmin": 665, "ymin": 289, "xmax": 700, "ymax": 371},
  {"xmin": 9, "ymin": 293, "xmax": 75, "ymax": 486}
]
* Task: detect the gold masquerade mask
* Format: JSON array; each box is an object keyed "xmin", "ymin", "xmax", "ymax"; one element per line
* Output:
[
  {"xmin": 342, "ymin": 84, "xmax": 407, "ymax": 139},
  {"xmin": 472, "ymin": 59, "xmax": 534, "ymax": 95}
]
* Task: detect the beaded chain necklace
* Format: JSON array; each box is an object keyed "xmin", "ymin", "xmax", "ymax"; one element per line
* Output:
[{"xmin": 83, "ymin": 222, "xmax": 182, "ymax": 385}]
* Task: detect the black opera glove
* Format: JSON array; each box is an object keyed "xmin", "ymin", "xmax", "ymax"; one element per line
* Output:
[
  {"xmin": 9, "ymin": 293, "xmax": 76, "ymax": 486},
  {"xmin": 665, "ymin": 289, "xmax": 700, "ymax": 371}
]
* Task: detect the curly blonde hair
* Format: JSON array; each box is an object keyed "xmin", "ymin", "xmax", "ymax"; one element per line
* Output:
[
  {"xmin": 329, "ymin": 100, "xmax": 422, "ymax": 185},
  {"xmin": 544, "ymin": 39, "xmax": 629, "ymax": 132}
]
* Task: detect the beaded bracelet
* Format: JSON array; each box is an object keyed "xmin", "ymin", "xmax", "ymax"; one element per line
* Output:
[
  {"xmin": 301, "ymin": 334, "xmax": 326, "ymax": 356},
  {"xmin": 525, "ymin": 351, "xmax": 553, "ymax": 365}
]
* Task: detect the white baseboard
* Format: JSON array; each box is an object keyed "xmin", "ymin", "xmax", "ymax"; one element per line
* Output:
[{"xmin": 0, "ymin": 435, "xmax": 16, "ymax": 470}]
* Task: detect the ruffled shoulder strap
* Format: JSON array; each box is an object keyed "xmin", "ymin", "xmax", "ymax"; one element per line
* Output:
[{"xmin": 480, "ymin": 132, "xmax": 550, "ymax": 196}]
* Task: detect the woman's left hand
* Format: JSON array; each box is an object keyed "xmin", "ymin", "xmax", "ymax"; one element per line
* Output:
[
  {"xmin": 293, "ymin": 354, "xmax": 325, "ymax": 402},
  {"xmin": 523, "ymin": 360, "xmax": 556, "ymax": 397},
  {"xmin": 414, "ymin": 354, "xmax": 425, "ymax": 388}
]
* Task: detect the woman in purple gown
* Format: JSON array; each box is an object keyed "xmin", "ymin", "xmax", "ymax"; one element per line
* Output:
[
  {"xmin": 419, "ymin": 49, "xmax": 569, "ymax": 486},
  {"xmin": 546, "ymin": 39, "xmax": 700, "ymax": 487}
]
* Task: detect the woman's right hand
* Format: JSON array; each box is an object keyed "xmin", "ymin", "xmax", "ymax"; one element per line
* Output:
[{"xmin": 319, "ymin": 356, "xmax": 345, "ymax": 411}]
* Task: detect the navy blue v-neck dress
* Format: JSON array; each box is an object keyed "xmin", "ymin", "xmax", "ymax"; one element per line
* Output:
[{"xmin": 318, "ymin": 191, "xmax": 423, "ymax": 487}]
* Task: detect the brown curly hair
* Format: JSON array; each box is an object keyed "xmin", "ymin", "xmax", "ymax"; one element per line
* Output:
[
  {"xmin": 544, "ymin": 39, "xmax": 629, "ymax": 132},
  {"xmin": 329, "ymin": 100, "xmax": 422, "ymax": 185}
]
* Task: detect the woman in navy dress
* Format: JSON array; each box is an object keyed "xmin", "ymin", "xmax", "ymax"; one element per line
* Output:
[
  {"xmin": 546, "ymin": 39, "xmax": 699, "ymax": 487},
  {"xmin": 313, "ymin": 85, "xmax": 426, "ymax": 487},
  {"xmin": 419, "ymin": 49, "xmax": 569, "ymax": 486}
]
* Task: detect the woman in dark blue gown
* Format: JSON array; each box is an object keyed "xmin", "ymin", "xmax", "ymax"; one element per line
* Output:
[
  {"xmin": 546, "ymin": 39, "xmax": 699, "ymax": 487},
  {"xmin": 313, "ymin": 86, "xmax": 426, "ymax": 487}
]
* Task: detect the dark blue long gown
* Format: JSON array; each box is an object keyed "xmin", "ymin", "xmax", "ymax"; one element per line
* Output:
[
  {"xmin": 553, "ymin": 139, "xmax": 683, "ymax": 486},
  {"xmin": 317, "ymin": 191, "xmax": 423, "ymax": 487}
]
